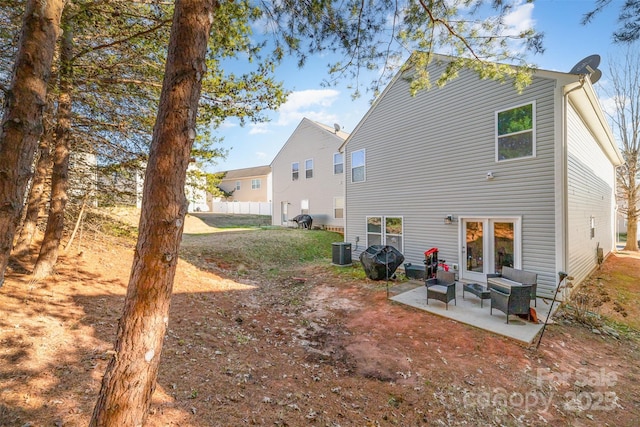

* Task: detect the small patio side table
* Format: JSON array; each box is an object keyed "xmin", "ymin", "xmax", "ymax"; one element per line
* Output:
[{"xmin": 462, "ymin": 283, "xmax": 491, "ymax": 308}]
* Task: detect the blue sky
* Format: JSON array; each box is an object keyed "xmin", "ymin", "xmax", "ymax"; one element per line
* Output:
[{"xmin": 208, "ymin": 0, "xmax": 626, "ymax": 173}]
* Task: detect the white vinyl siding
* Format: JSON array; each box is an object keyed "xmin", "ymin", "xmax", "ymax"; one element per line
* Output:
[
  {"xmin": 566, "ymin": 104, "xmax": 616, "ymax": 287},
  {"xmin": 345, "ymin": 64, "xmax": 558, "ymax": 294},
  {"xmin": 270, "ymin": 118, "xmax": 348, "ymax": 229}
]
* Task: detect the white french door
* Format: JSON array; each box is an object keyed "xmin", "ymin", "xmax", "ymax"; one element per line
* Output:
[{"xmin": 460, "ymin": 217, "xmax": 521, "ymax": 283}]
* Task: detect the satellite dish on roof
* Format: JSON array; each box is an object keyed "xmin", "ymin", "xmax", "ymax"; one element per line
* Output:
[
  {"xmin": 589, "ymin": 68, "xmax": 602, "ymax": 84},
  {"xmin": 569, "ymin": 54, "xmax": 602, "ymax": 84},
  {"xmin": 570, "ymin": 54, "xmax": 600, "ymax": 75},
  {"xmin": 333, "ymin": 123, "xmax": 341, "ymax": 133}
]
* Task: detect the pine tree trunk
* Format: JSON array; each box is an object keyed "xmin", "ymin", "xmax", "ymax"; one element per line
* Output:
[
  {"xmin": 0, "ymin": 0, "xmax": 64, "ymax": 287},
  {"xmin": 12, "ymin": 133, "xmax": 53, "ymax": 256},
  {"xmin": 90, "ymin": 1, "xmax": 216, "ymax": 425},
  {"xmin": 32, "ymin": 22, "xmax": 74, "ymax": 279}
]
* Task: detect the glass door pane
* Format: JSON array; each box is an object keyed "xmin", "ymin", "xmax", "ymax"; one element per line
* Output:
[
  {"xmin": 493, "ymin": 222, "xmax": 514, "ymax": 273},
  {"xmin": 465, "ymin": 221, "xmax": 484, "ymax": 273}
]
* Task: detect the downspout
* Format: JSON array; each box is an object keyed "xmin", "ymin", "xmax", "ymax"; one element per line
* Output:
[
  {"xmin": 339, "ymin": 145, "xmax": 348, "ymax": 245},
  {"xmin": 561, "ymin": 76, "xmax": 586, "ymax": 290}
]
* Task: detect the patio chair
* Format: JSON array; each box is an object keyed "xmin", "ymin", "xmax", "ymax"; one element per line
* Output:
[
  {"xmin": 425, "ymin": 270, "xmax": 457, "ymax": 310},
  {"xmin": 490, "ymin": 284, "xmax": 532, "ymax": 324}
]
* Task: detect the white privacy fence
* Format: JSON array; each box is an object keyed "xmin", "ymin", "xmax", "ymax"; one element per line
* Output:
[{"xmin": 212, "ymin": 201, "xmax": 272, "ymax": 215}]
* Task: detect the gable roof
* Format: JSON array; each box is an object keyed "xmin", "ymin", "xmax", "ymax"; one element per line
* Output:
[
  {"xmin": 339, "ymin": 53, "xmax": 623, "ymax": 166},
  {"xmin": 221, "ymin": 165, "xmax": 271, "ymax": 180},
  {"xmin": 271, "ymin": 117, "xmax": 349, "ymax": 166},
  {"xmin": 311, "ymin": 119, "xmax": 350, "ymax": 140}
]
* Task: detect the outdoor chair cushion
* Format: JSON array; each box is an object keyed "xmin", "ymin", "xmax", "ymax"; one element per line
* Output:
[
  {"xmin": 425, "ymin": 270, "xmax": 456, "ymax": 310},
  {"xmin": 487, "ymin": 266, "xmax": 538, "ymax": 307}
]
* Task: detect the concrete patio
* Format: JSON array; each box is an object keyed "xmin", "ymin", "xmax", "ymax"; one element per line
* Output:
[{"xmin": 389, "ymin": 281, "xmax": 561, "ymax": 344}]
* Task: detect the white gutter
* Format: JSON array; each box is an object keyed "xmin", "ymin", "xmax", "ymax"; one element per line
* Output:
[{"xmin": 563, "ymin": 78, "xmax": 624, "ymax": 166}]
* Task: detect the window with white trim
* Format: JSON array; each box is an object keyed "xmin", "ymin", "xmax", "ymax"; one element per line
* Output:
[
  {"xmin": 351, "ymin": 149, "xmax": 365, "ymax": 182},
  {"xmin": 305, "ymin": 159, "xmax": 313, "ymax": 179},
  {"xmin": 292, "ymin": 162, "xmax": 299, "ymax": 181},
  {"xmin": 333, "ymin": 153, "xmax": 344, "ymax": 174},
  {"xmin": 496, "ymin": 102, "xmax": 535, "ymax": 161},
  {"xmin": 366, "ymin": 216, "xmax": 403, "ymax": 251},
  {"xmin": 251, "ymin": 178, "xmax": 261, "ymax": 190},
  {"xmin": 235, "ymin": 181, "xmax": 241, "ymax": 190},
  {"xmin": 301, "ymin": 199, "xmax": 309, "ymax": 214}
]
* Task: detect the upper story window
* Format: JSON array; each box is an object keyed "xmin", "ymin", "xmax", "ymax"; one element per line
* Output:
[
  {"xmin": 305, "ymin": 159, "xmax": 313, "ymax": 179},
  {"xmin": 251, "ymin": 178, "xmax": 261, "ymax": 190},
  {"xmin": 235, "ymin": 181, "xmax": 241, "ymax": 191},
  {"xmin": 333, "ymin": 153, "xmax": 344, "ymax": 174},
  {"xmin": 292, "ymin": 162, "xmax": 299, "ymax": 181},
  {"xmin": 496, "ymin": 102, "xmax": 535, "ymax": 161},
  {"xmin": 351, "ymin": 149, "xmax": 365, "ymax": 183}
]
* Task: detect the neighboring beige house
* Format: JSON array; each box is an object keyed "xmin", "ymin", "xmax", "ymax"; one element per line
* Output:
[
  {"xmin": 216, "ymin": 165, "xmax": 271, "ymax": 202},
  {"xmin": 211, "ymin": 165, "xmax": 272, "ymax": 215},
  {"xmin": 341, "ymin": 54, "xmax": 623, "ymax": 297},
  {"xmin": 271, "ymin": 118, "xmax": 349, "ymax": 232}
]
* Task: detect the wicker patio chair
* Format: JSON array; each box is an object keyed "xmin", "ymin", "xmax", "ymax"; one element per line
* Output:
[
  {"xmin": 490, "ymin": 284, "xmax": 532, "ymax": 324},
  {"xmin": 425, "ymin": 270, "xmax": 457, "ymax": 310}
]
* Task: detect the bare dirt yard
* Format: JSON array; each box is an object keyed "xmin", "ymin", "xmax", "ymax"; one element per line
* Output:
[{"xmin": 1, "ymin": 212, "xmax": 639, "ymax": 426}]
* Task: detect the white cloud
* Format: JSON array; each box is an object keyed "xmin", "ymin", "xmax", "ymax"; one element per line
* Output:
[
  {"xmin": 246, "ymin": 89, "xmax": 342, "ymax": 135},
  {"xmin": 504, "ymin": 0, "xmax": 535, "ymax": 35},
  {"xmin": 219, "ymin": 119, "xmax": 237, "ymax": 129},
  {"xmin": 248, "ymin": 122, "xmax": 270, "ymax": 135},
  {"xmin": 275, "ymin": 89, "xmax": 341, "ymax": 126},
  {"xmin": 255, "ymin": 151, "xmax": 268, "ymax": 159}
]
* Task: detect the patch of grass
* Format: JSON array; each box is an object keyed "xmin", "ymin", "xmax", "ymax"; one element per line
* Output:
[
  {"xmin": 333, "ymin": 264, "xmax": 368, "ymax": 280},
  {"xmin": 180, "ymin": 228, "xmax": 350, "ymax": 282},
  {"xmin": 191, "ymin": 213, "xmax": 271, "ymax": 229},
  {"xmin": 387, "ymin": 394, "xmax": 403, "ymax": 408},
  {"xmin": 601, "ymin": 270, "xmax": 640, "ymax": 330},
  {"xmin": 603, "ymin": 319, "xmax": 640, "ymax": 341},
  {"xmin": 219, "ymin": 229, "xmax": 342, "ymax": 270},
  {"xmin": 101, "ymin": 221, "xmax": 138, "ymax": 239},
  {"xmin": 83, "ymin": 209, "xmax": 138, "ymax": 240},
  {"xmin": 235, "ymin": 333, "xmax": 251, "ymax": 345}
]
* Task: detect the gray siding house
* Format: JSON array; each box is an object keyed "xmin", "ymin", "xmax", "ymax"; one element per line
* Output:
[
  {"xmin": 271, "ymin": 118, "xmax": 349, "ymax": 231},
  {"xmin": 341, "ymin": 55, "xmax": 623, "ymax": 297}
]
